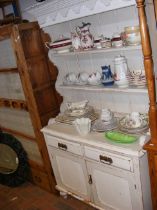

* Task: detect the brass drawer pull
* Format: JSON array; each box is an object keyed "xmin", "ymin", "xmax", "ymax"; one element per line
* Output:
[
  {"xmin": 58, "ymin": 142, "xmax": 67, "ymax": 151},
  {"xmin": 99, "ymin": 155, "xmax": 113, "ymax": 165}
]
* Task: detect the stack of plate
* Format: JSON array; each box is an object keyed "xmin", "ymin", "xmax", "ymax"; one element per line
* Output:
[
  {"xmin": 129, "ymin": 71, "xmax": 147, "ymax": 87},
  {"xmin": 129, "ymin": 75, "xmax": 147, "ymax": 87},
  {"xmin": 55, "ymin": 106, "xmax": 98, "ymax": 124},
  {"xmin": 119, "ymin": 114, "xmax": 149, "ymax": 134}
]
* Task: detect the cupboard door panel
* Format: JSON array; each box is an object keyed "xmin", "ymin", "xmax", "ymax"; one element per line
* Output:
[
  {"xmin": 48, "ymin": 148, "xmax": 91, "ymax": 200},
  {"xmin": 86, "ymin": 161, "xmax": 139, "ymax": 210}
]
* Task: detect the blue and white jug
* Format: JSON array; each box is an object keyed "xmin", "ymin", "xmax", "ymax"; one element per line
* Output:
[{"xmin": 101, "ymin": 65, "xmax": 114, "ymax": 86}]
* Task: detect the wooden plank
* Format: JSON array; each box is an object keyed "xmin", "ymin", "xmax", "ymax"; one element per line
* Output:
[
  {"xmin": 0, "ymin": 24, "xmax": 12, "ymax": 40},
  {"xmin": 0, "ymin": 0, "xmax": 16, "ymax": 3},
  {"xmin": 0, "ymin": 126, "xmax": 36, "ymax": 141},
  {"xmin": 153, "ymin": 0, "xmax": 157, "ymax": 22},
  {"xmin": 0, "ymin": 67, "xmax": 18, "ymax": 73},
  {"xmin": 0, "ymin": 17, "xmax": 21, "ymax": 25},
  {"xmin": 28, "ymin": 159, "xmax": 45, "ymax": 172},
  {"xmin": 0, "ymin": 98, "xmax": 28, "ymax": 111},
  {"xmin": 136, "ymin": 0, "xmax": 157, "ymax": 143},
  {"xmin": 11, "ymin": 23, "xmax": 59, "ymax": 193},
  {"xmin": 17, "ymin": 22, "xmax": 39, "ymax": 31},
  {"xmin": 33, "ymin": 82, "xmax": 55, "ymax": 92}
]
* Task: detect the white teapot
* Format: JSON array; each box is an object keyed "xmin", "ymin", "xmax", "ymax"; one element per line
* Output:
[{"xmin": 114, "ymin": 55, "xmax": 129, "ymax": 87}]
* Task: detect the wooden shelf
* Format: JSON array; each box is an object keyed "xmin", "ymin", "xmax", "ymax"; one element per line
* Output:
[
  {"xmin": 0, "ymin": 67, "xmax": 18, "ymax": 73},
  {"xmin": 49, "ymin": 45, "xmax": 142, "ymax": 57},
  {"xmin": 59, "ymin": 84, "xmax": 148, "ymax": 94}
]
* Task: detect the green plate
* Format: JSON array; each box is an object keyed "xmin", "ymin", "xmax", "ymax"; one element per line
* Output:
[{"xmin": 105, "ymin": 131, "xmax": 138, "ymax": 144}]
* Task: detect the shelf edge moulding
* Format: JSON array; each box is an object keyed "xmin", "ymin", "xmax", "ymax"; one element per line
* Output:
[{"xmin": 24, "ymin": 0, "xmax": 136, "ymax": 28}]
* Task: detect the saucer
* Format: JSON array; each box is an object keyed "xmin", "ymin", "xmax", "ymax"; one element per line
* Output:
[
  {"xmin": 92, "ymin": 118, "xmax": 117, "ymax": 132},
  {"xmin": 119, "ymin": 115, "xmax": 149, "ymax": 134}
]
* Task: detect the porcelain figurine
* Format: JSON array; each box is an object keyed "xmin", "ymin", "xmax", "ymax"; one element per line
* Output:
[
  {"xmin": 71, "ymin": 32, "xmax": 82, "ymax": 51},
  {"xmin": 76, "ymin": 22, "xmax": 94, "ymax": 50},
  {"xmin": 101, "ymin": 65, "xmax": 114, "ymax": 86}
]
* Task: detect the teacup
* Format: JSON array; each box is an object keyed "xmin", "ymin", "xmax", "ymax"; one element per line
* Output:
[
  {"xmin": 130, "ymin": 112, "xmax": 142, "ymax": 128},
  {"xmin": 101, "ymin": 108, "xmax": 113, "ymax": 122},
  {"xmin": 73, "ymin": 118, "xmax": 91, "ymax": 136},
  {"xmin": 78, "ymin": 72, "xmax": 89, "ymax": 83},
  {"xmin": 88, "ymin": 72, "xmax": 101, "ymax": 85},
  {"xmin": 65, "ymin": 73, "xmax": 78, "ymax": 83}
]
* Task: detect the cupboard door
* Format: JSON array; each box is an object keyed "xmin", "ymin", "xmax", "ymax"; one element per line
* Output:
[
  {"xmin": 48, "ymin": 147, "xmax": 91, "ymax": 200},
  {"xmin": 86, "ymin": 161, "xmax": 140, "ymax": 210}
]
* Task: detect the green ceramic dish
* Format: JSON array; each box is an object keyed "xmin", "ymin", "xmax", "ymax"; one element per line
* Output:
[{"xmin": 105, "ymin": 131, "xmax": 138, "ymax": 144}]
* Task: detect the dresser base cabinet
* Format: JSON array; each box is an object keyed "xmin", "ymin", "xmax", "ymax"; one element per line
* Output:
[{"xmin": 42, "ymin": 125, "xmax": 152, "ymax": 210}]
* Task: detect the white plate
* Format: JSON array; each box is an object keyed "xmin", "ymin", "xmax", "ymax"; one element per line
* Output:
[{"xmin": 64, "ymin": 106, "xmax": 93, "ymax": 117}]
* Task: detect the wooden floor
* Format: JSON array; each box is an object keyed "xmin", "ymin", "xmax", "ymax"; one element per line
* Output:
[{"xmin": 0, "ymin": 182, "xmax": 96, "ymax": 210}]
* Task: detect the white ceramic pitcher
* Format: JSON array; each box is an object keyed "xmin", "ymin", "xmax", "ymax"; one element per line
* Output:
[{"xmin": 73, "ymin": 118, "xmax": 91, "ymax": 136}]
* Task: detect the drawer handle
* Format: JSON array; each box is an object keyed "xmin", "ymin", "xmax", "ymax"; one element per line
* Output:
[
  {"xmin": 58, "ymin": 142, "xmax": 67, "ymax": 151},
  {"xmin": 99, "ymin": 155, "xmax": 113, "ymax": 165}
]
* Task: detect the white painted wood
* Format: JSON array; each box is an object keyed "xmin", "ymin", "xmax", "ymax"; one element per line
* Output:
[
  {"xmin": 44, "ymin": 5, "xmax": 148, "ymax": 114},
  {"xmin": 45, "ymin": 134, "xmax": 83, "ymax": 156},
  {"xmin": 42, "ymin": 123, "xmax": 148, "ymax": 157},
  {"xmin": 23, "ymin": 0, "xmax": 136, "ymax": 28},
  {"xmin": 42, "ymin": 124, "xmax": 152, "ymax": 210},
  {"xmin": 47, "ymin": 147, "xmax": 91, "ymax": 200},
  {"xmin": 84, "ymin": 146, "xmax": 133, "ymax": 171},
  {"xmin": 49, "ymin": 45, "xmax": 142, "ymax": 57},
  {"xmin": 86, "ymin": 161, "xmax": 137, "ymax": 210},
  {"xmin": 58, "ymin": 84, "xmax": 148, "ymax": 93}
]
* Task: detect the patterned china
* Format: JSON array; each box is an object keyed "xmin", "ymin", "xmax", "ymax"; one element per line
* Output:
[
  {"xmin": 119, "ymin": 113, "xmax": 148, "ymax": 133},
  {"xmin": 124, "ymin": 25, "xmax": 141, "ymax": 46},
  {"xmin": 101, "ymin": 65, "xmax": 114, "ymax": 86},
  {"xmin": 101, "ymin": 108, "xmax": 113, "ymax": 122},
  {"xmin": 94, "ymin": 38, "xmax": 102, "ymax": 49},
  {"xmin": 63, "ymin": 73, "xmax": 78, "ymax": 85},
  {"xmin": 65, "ymin": 105, "xmax": 93, "ymax": 117},
  {"xmin": 100, "ymin": 37, "xmax": 112, "ymax": 48},
  {"xmin": 76, "ymin": 22, "xmax": 94, "ymax": 50},
  {"xmin": 129, "ymin": 69, "xmax": 146, "ymax": 87},
  {"xmin": 111, "ymin": 33, "xmax": 123, "ymax": 48},
  {"xmin": 47, "ymin": 36, "xmax": 72, "ymax": 53},
  {"xmin": 92, "ymin": 118, "xmax": 117, "ymax": 132},
  {"xmin": 88, "ymin": 72, "xmax": 101, "ymax": 85},
  {"xmin": 66, "ymin": 100, "xmax": 88, "ymax": 111},
  {"xmin": 78, "ymin": 72, "xmax": 89, "ymax": 84}
]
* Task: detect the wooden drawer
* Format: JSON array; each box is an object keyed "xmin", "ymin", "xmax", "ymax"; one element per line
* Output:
[
  {"xmin": 84, "ymin": 146, "xmax": 133, "ymax": 172},
  {"xmin": 45, "ymin": 134, "xmax": 83, "ymax": 156}
]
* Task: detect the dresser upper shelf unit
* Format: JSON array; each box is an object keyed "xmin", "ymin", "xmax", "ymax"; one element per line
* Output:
[
  {"xmin": 24, "ymin": 0, "xmax": 136, "ymax": 28},
  {"xmin": 49, "ymin": 45, "xmax": 142, "ymax": 57}
]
